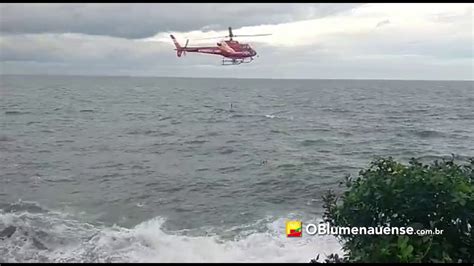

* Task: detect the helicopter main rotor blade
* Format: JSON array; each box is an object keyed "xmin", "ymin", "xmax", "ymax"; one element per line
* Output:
[
  {"xmin": 193, "ymin": 33, "xmax": 272, "ymax": 41},
  {"xmin": 194, "ymin": 36, "xmax": 228, "ymax": 40},
  {"xmin": 233, "ymin": 34, "xmax": 272, "ymax": 37}
]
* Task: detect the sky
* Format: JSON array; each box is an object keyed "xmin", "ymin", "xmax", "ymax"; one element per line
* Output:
[{"xmin": 0, "ymin": 3, "xmax": 473, "ymax": 80}]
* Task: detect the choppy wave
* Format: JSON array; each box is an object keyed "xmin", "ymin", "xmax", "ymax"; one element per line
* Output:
[
  {"xmin": 0, "ymin": 202, "xmax": 342, "ymax": 263},
  {"xmin": 265, "ymin": 114, "xmax": 294, "ymax": 120},
  {"xmin": 0, "ymin": 135, "xmax": 15, "ymax": 142},
  {"xmin": 4, "ymin": 111, "xmax": 31, "ymax": 115},
  {"xmin": 411, "ymin": 129, "xmax": 445, "ymax": 138}
]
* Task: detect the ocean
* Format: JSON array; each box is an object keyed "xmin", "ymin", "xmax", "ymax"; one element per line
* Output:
[{"xmin": 1, "ymin": 75, "xmax": 473, "ymax": 262}]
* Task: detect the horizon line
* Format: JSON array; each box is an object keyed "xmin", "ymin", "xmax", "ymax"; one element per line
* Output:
[{"xmin": 1, "ymin": 73, "xmax": 473, "ymax": 82}]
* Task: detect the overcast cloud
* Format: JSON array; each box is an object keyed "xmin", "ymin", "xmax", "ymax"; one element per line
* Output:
[{"xmin": 0, "ymin": 3, "xmax": 472, "ymax": 80}]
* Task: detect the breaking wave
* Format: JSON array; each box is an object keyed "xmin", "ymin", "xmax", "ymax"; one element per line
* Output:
[{"xmin": 0, "ymin": 202, "xmax": 342, "ymax": 263}]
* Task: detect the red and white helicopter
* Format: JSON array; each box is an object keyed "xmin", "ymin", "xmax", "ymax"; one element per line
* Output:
[{"xmin": 170, "ymin": 27, "xmax": 271, "ymax": 65}]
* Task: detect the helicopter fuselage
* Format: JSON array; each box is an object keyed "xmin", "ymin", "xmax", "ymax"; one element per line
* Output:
[
  {"xmin": 170, "ymin": 26, "xmax": 269, "ymax": 65},
  {"xmin": 171, "ymin": 38, "xmax": 257, "ymax": 59}
]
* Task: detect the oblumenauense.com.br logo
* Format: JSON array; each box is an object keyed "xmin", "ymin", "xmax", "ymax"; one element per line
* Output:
[{"xmin": 286, "ymin": 221, "xmax": 444, "ymax": 237}]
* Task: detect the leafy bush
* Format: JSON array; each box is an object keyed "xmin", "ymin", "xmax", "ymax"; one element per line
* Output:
[{"xmin": 315, "ymin": 156, "xmax": 473, "ymax": 263}]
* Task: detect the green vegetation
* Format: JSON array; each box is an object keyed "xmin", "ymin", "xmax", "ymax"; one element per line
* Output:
[{"xmin": 312, "ymin": 156, "xmax": 473, "ymax": 263}]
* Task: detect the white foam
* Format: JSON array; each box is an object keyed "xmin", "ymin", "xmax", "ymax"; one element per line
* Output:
[
  {"xmin": 264, "ymin": 114, "xmax": 294, "ymax": 120},
  {"xmin": 1, "ymin": 211, "xmax": 343, "ymax": 263},
  {"xmin": 77, "ymin": 217, "xmax": 341, "ymax": 263}
]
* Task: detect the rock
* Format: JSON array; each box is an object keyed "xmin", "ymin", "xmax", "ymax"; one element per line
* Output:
[{"xmin": 0, "ymin": 226, "xmax": 16, "ymax": 238}]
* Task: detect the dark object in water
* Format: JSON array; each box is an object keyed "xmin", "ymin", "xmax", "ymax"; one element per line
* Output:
[
  {"xmin": 32, "ymin": 237, "xmax": 48, "ymax": 250},
  {"xmin": 0, "ymin": 225, "xmax": 16, "ymax": 238}
]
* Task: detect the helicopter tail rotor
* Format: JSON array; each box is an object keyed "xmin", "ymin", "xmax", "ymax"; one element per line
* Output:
[
  {"xmin": 170, "ymin": 35, "xmax": 189, "ymax": 57},
  {"xmin": 182, "ymin": 39, "xmax": 189, "ymax": 56}
]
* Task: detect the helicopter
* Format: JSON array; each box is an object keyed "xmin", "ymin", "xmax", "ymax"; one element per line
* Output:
[{"xmin": 170, "ymin": 27, "xmax": 271, "ymax": 65}]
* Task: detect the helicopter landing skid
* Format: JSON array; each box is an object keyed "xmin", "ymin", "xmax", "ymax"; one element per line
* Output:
[{"xmin": 221, "ymin": 57, "xmax": 254, "ymax": 65}]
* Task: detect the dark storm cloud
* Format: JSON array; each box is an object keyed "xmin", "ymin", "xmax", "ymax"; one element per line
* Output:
[
  {"xmin": 0, "ymin": 3, "xmax": 362, "ymax": 39},
  {"xmin": 0, "ymin": 34, "xmax": 172, "ymax": 65}
]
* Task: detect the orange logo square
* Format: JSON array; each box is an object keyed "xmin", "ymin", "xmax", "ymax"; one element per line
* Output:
[{"xmin": 286, "ymin": 221, "xmax": 302, "ymax": 237}]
